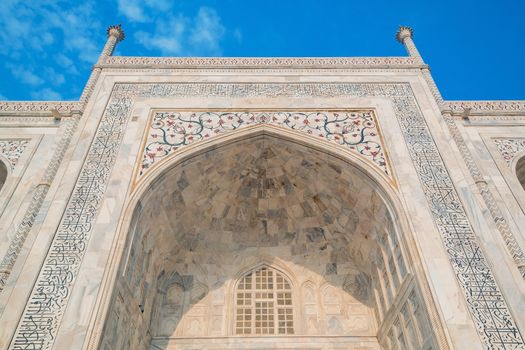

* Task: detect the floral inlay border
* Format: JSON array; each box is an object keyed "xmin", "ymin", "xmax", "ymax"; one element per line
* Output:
[
  {"xmin": 493, "ymin": 138, "xmax": 525, "ymax": 167},
  {"xmin": 138, "ymin": 110, "xmax": 390, "ymax": 180}
]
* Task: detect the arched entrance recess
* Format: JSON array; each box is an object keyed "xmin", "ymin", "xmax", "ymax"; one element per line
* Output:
[{"xmin": 97, "ymin": 126, "xmax": 445, "ymax": 350}]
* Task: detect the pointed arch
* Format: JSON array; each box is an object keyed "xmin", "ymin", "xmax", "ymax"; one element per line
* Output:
[{"xmin": 92, "ymin": 126, "xmax": 447, "ymax": 350}]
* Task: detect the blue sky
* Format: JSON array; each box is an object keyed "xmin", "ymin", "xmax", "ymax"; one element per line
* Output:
[{"xmin": 0, "ymin": 0, "xmax": 523, "ymax": 101}]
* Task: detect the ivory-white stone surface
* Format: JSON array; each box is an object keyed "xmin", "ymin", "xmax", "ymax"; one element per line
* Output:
[{"xmin": 0, "ymin": 54, "xmax": 523, "ymax": 350}]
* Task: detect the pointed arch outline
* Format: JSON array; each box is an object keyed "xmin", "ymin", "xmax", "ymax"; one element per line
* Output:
[
  {"xmin": 87, "ymin": 123, "xmax": 450, "ymax": 349},
  {"xmin": 132, "ymin": 121, "xmax": 396, "ymax": 191}
]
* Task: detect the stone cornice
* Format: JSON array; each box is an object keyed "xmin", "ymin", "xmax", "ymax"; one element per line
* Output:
[
  {"xmin": 103, "ymin": 56, "xmax": 419, "ymax": 68},
  {"xmin": 445, "ymin": 101, "xmax": 525, "ymax": 115},
  {"xmin": 1, "ymin": 74, "xmax": 524, "ymax": 118},
  {"xmin": 0, "ymin": 101, "xmax": 80, "ymax": 115}
]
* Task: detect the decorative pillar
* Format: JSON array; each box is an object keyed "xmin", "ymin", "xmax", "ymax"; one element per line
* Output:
[
  {"xmin": 81, "ymin": 24, "xmax": 125, "ymax": 107},
  {"xmin": 396, "ymin": 26, "xmax": 444, "ymax": 105},
  {"xmin": 396, "ymin": 26, "xmax": 423, "ymax": 63},
  {"xmin": 0, "ymin": 25, "xmax": 125, "ymax": 292},
  {"xmin": 97, "ymin": 24, "xmax": 125, "ymax": 64}
]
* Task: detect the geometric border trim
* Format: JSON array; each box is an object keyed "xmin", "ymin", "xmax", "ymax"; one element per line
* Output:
[
  {"xmin": 9, "ymin": 83, "xmax": 524, "ymax": 349},
  {"xmin": 105, "ymin": 56, "xmax": 418, "ymax": 67}
]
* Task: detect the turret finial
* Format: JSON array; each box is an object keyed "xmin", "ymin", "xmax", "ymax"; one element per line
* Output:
[
  {"xmin": 107, "ymin": 24, "xmax": 125, "ymax": 42},
  {"xmin": 396, "ymin": 26, "xmax": 414, "ymax": 43}
]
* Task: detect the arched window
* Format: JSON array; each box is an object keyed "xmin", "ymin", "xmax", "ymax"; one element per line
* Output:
[
  {"xmin": 516, "ymin": 156, "xmax": 525, "ymax": 191},
  {"xmin": 0, "ymin": 160, "xmax": 7, "ymax": 192},
  {"xmin": 235, "ymin": 266, "xmax": 294, "ymax": 335}
]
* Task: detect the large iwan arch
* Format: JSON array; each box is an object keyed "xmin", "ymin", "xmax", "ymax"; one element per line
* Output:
[{"xmin": 95, "ymin": 128, "xmax": 445, "ymax": 350}]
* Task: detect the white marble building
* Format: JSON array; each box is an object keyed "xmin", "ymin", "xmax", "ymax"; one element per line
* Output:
[{"xmin": 0, "ymin": 25, "xmax": 524, "ymax": 350}]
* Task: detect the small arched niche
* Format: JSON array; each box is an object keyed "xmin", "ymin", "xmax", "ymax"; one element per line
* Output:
[
  {"xmin": 99, "ymin": 132, "xmax": 443, "ymax": 350},
  {"xmin": 516, "ymin": 156, "xmax": 525, "ymax": 191}
]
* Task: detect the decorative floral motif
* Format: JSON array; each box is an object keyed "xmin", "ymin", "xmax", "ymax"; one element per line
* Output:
[
  {"xmin": 493, "ymin": 138, "xmax": 525, "ymax": 166},
  {"xmin": 140, "ymin": 111, "xmax": 388, "ymax": 178},
  {"xmin": 0, "ymin": 140, "xmax": 29, "ymax": 170}
]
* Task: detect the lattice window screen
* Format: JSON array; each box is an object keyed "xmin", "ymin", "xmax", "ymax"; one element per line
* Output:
[{"xmin": 235, "ymin": 267, "xmax": 293, "ymax": 335}]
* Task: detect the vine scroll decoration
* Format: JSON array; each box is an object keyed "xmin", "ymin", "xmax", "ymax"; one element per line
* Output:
[{"xmin": 139, "ymin": 110, "xmax": 388, "ymax": 179}]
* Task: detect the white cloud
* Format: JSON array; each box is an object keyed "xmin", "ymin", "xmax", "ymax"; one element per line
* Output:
[
  {"xmin": 0, "ymin": 1, "xmax": 101, "ymax": 59},
  {"xmin": 233, "ymin": 28, "xmax": 243, "ymax": 43},
  {"xmin": 30, "ymin": 88, "xmax": 62, "ymax": 100},
  {"xmin": 44, "ymin": 2, "xmax": 102, "ymax": 63},
  {"xmin": 117, "ymin": 0, "xmax": 173, "ymax": 23},
  {"xmin": 135, "ymin": 14, "xmax": 187, "ymax": 55},
  {"xmin": 45, "ymin": 68, "xmax": 65, "ymax": 86},
  {"xmin": 7, "ymin": 64, "xmax": 44, "ymax": 86},
  {"xmin": 144, "ymin": 0, "xmax": 172, "ymax": 11},
  {"xmin": 56, "ymin": 54, "xmax": 79, "ymax": 75},
  {"xmin": 0, "ymin": 0, "xmax": 102, "ymax": 93},
  {"xmin": 134, "ymin": 7, "xmax": 227, "ymax": 56},
  {"xmin": 117, "ymin": 0, "xmax": 149, "ymax": 23},
  {"xmin": 189, "ymin": 7, "xmax": 226, "ymax": 54}
]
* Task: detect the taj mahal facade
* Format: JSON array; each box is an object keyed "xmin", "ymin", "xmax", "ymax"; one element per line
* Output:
[{"xmin": 0, "ymin": 25, "xmax": 525, "ymax": 350}]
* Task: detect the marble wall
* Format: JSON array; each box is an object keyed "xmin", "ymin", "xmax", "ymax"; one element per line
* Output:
[{"xmin": 2, "ymin": 66, "xmax": 525, "ymax": 350}]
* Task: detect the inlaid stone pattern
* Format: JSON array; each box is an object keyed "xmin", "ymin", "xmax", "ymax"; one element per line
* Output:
[
  {"xmin": 0, "ymin": 140, "xmax": 29, "ymax": 170},
  {"xmin": 10, "ymin": 83, "xmax": 524, "ymax": 350},
  {"xmin": 139, "ymin": 110, "xmax": 389, "ymax": 179},
  {"xmin": 493, "ymin": 138, "xmax": 525, "ymax": 166}
]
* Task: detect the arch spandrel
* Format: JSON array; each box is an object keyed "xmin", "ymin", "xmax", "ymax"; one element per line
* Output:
[{"xmin": 132, "ymin": 109, "xmax": 394, "ymax": 190}]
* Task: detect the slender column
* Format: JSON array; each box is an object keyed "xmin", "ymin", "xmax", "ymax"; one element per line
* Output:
[
  {"xmin": 97, "ymin": 24, "xmax": 125, "ymax": 65},
  {"xmin": 0, "ymin": 25, "xmax": 125, "ymax": 292},
  {"xmin": 396, "ymin": 26, "xmax": 444, "ymax": 105},
  {"xmin": 395, "ymin": 26, "xmax": 525, "ymax": 277}
]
